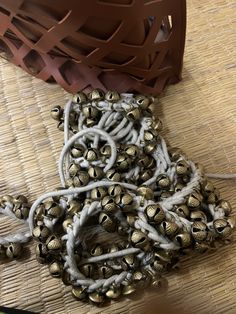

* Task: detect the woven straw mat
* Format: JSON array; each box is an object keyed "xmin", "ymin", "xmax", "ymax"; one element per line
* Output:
[{"xmin": 0, "ymin": 1, "xmax": 236, "ymax": 313}]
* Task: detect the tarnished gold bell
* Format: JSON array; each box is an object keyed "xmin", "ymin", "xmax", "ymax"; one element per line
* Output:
[
  {"xmin": 187, "ymin": 191, "xmax": 202, "ymax": 209},
  {"xmin": 144, "ymin": 142, "xmax": 156, "ymax": 154},
  {"xmin": 124, "ymin": 144, "xmax": 139, "ymax": 159},
  {"xmin": 107, "ymin": 244, "xmax": 119, "ymax": 253},
  {"xmin": 46, "ymin": 235, "xmax": 62, "ymax": 252},
  {"xmin": 207, "ymin": 190, "xmax": 220, "ymax": 204},
  {"xmin": 88, "ymin": 166, "xmax": 103, "ymax": 180},
  {"xmin": 106, "ymin": 286, "xmax": 121, "ymax": 299},
  {"xmin": 201, "ymin": 180, "xmax": 215, "ymax": 196},
  {"xmin": 108, "ymin": 184, "xmax": 123, "ymax": 197},
  {"xmin": 98, "ymin": 265, "xmax": 113, "ymax": 279},
  {"xmin": 131, "ymin": 230, "xmax": 150, "ymax": 251},
  {"xmin": 168, "ymin": 147, "xmax": 183, "ymax": 162},
  {"xmin": 122, "ymin": 284, "xmax": 136, "ymax": 296},
  {"xmin": 105, "ymin": 90, "xmax": 120, "ymax": 102},
  {"xmin": 139, "ymin": 169, "xmax": 153, "ymax": 183},
  {"xmin": 156, "ymin": 174, "xmax": 171, "ymax": 189},
  {"xmin": 85, "ymin": 118, "xmax": 96, "ymax": 127},
  {"xmin": 126, "ymin": 107, "xmax": 141, "ymax": 120},
  {"xmin": 70, "ymin": 143, "xmax": 84, "ymax": 158},
  {"xmin": 213, "ymin": 219, "xmax": 233, "ymax": 238},
  {"xmin": 80, "ymin": 263, "xmax": 94, "ymax": 277},
  {"xmin": 89, "ymin": 292, "xmax": 105, "ymax": 304},
  {"xmin": 72, "ymin": 286, "xmax": 87, "ymax": 300},
  {"xmin": 145, "ymin": 204, "xmax": 165, "ymax": 224},
  {"xmin": 152, "ymin": 117, "xmax": 163, "ymax": 132},
  {"xmin": 99, "ymin": 212, "xmax": 117, "ymax": 233},
  {"xmin": 135, "ymin": 95, "xmax": 150, "ymax": 110},
  {"xmin": 159, "ymin": 221, "xmax": 179, "ymax": 238},
  {"xmin": 106, "ymin": 169, "xmax": 121, "ymax": 181},
  {"xmin": 1, "ymin": 195, "xmax": 13, "ymax": 207},
  {"xmin": 116, "ymin": 153, "xmax": 131, "ymax": 171},
  {"xmin": 32, "ymin": 225, "xmax": 51, "ymax": 242},
  {"xmin": 118, "ymin": 225, "xmax": 129, "ymax": 236},
  {"xmin": 126, "ymin": 213, "xmax": 137, "ymax": 227},
  {"xmin": 100, "ymin": 144, "xmax": 111, "ymax": 157},
  {"xmin": 176, "ymin": 160, "xmax": 189, "ymax": 176},
  {"xmin": 44, "ymin": 201, "xmax": 63, "ymax": 219},
  {"xmin": 174, "ymin": 204, "xmax": 189, "ymax": 218},
  {"xmin": 144, "ymin": 129, "xmax": 158, "ymax": 142},
  {"xmin": 88, "ymin": 89, "xmax": 105, "ymax": 101},
  {"xmin": 49, "ymin": 261, "xmax": 63, "ymax": 278},
  {"xmin": 91, "ymin": 187, "xmax": 107, "ymax": 200},
  {"xmin": 82, "ymin": 105, "xmax": 99, "ymax": 119},
  {"xmin": 73, "ymin": 91, "xmax": 87, "ymax": 104},
  {"xmin": 73, "ymin": 171, "xmax": 90, "ymax": 187},
  {"xmin": 68, "ymin": 163, "xmax": 80, "ymax": 177},
  {"xmin": 90, "ymin": 243, "xmax": 103, "ymax": 256},
  {"xmin": 57, "ymin": 121, "xmax": 64, "ymax": 132},
  {"xmin": 137, "ymin": 154, "xmax": 152, "ymax": 168},
  {"xmin": 67, "ymin": 200, "xmax": 82, "ymax": 217},
  {"xmin": 194, "ymin": 242, "xmax": 209, "ymax": 253},
  {"xmin": 121, "ymin": 254, "xmax": 137, "ymax": 270},
  {"xmin": 137, "ymin": 186, "xmax": 154, "ymax": 200},
  {"xmin": 101, "ymin": 196, "xmax": 118, "ymax": 213},
  {"xmin": 218, "ymin": 200, "xmax": 232, "ymax": 216},
  {"xmin": 35, "ymin": 243, "xmax": 49, "ymax": 264},
  {"xmin": 51, "ymin": 105, "xmax": 63, "ymax": 121},
  {"xmin": 190, "ymin": 210, "xmax": 207, "ymax": 223},
  {"xmin": 62, "ymin": 218, "xmax": 73, "ymax": 232},
  {"xmin": 174, "ymin": 182, "xmax": 185, "ymax": 192},
  {"xmin": 13, "ymin": 202, "xmax": 30, "ymax": 220},
  {"xmin": 14, "ymin": 195, "xmax": 28, "ymax": 204},
  {"xmin": 84, "ymin": 148, "xmax": 99, "ymax": 162},
  {"xmin": 191, "ymin": 221, "xmax": 208, "ymax": 242},
  {"xmin": 0, "ymin": 245, "xmax": 6, "ymax": 259},
  {"xmin": 6, "ymin": 243, "xmax": 22, "ymax": 259},
  {"xmin": 154, "ymin": 250, "xmax": 172, "ymax": 264},
  {"xmin": 175, "ymin": 233, "xmax": 192, "ymax": 248},
  {"xmin": 115, "ymin": 193, "xmax": 134, "ymax": 211},
  {"xmin": 227, "ymin": 216, "xmax": 236, "ymax": 229},
  {"xmin": 62, "ymin": 270, "xmax": 71, "ymax": 286}
]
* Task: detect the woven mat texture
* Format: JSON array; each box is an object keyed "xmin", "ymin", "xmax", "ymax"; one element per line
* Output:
[{"xmin": 0, "ymin": 0, "xmax": 236, "ymax": 313}]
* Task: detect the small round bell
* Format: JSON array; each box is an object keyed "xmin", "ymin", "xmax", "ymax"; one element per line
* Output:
[
  {"xmin": 126, "ymin": 213, "xmax": 137, "ymax": 227},
  {"xmin": 57, "ymin": 121, "xmax": 64, "ymax": 132},
  {"xmin": 137, "ymin": 154, "xmax": 152, "ymax": 168},
  {"xmin": 139, "ymin": 169, "xmax": 153, "ymax": 183},
  {"xmin": 73, "ymin": 92, "xmax": 87, "ymax": 104},
  {"xmin": 88, "ymin": 89, "xmax": 104, "ymax": 101},
  {"xmin": 144, "ymin": 142, "xmax": 156, "ymax": 154},
  {"xmin": 6, "ymin": 243, "xmax": 22, "ymax": 259},
  {"xmin": 100, "ymin": 144, "xmax": 111, "ymax": 158},
  {"xmin": 156, "ymin": 174, "xmax": 171, "ymax": 189},
  {"xmin": 98, "ymin": 265, "xmax": 113, "ymax": 279},
  {"xmin": 122, "ymin": 284, "xmax": 136, "ymax": 296},
  {"xmin": 46, "ymin": 235, "xmax": 62, "ymax": 252},
  {"xmin": 99, "ymin": 212, "xmax": 117, "ymax": 233},
  {"xmin": 190, "ymin": 210, "xmax": 207, "ymax": 223},
  {"xmin": 68, "ymin": 163, "xmax": 80, "ymax": 177},
  {"xmin": 89, "ymin": 292, "xmax": 105, "ymax": 304},
  {"xmin": 227, "ymin": 216, "xmax": 236, "ymax": 229},
  {"xmin": 49, "ymin": 261, "xmax": 63, "ymax": 278},
  {"xmin": 0, "ymin": 245, "xmax": 6, "ymax": 260},
  {"xmin": 207, "ymin": 190, "xmax": 220, "ymax": 204},
  {"xmin": 73, "ymin": 171, "xmax": 90, "ymax": 187},
  {"xmin": 72, "ymin": 286, "xmax": 87, "ymax": 300},
  {"xmin": 137, "ymin": 186, "xmax": 154, "ymax": 200},
  {"xmin": 135, "ymin": 95, "xmax": 150, "ymax": 110},
  {"xmin": 105, "ymin": 90, "xmax": 120, "ymax": 102},
  {"xmin": 116, "ymin": 153, "xmax": 131, "ymax": 171},
  {"xmin": 174, "ymin": 183, "xmax": 185, "ymax": 192},
  {"xmin": 168, "ymin": 147, "xmax": 183, "ymax": 161},
  {"xmin": 213, "ymin": 219, "xmax": 233, "ymax": 238},
  {"xmin": 174, "ymin": 204, "xmax": 189, "ymax": 218},
  {"xmin": 194, "ymin": 242, "xmax": 209, "ymax": 253},
  {"xmin": 108, "ymin": 184, "xmax": 123, "ymax": 197},
  {"xmin": 120, "ymin": 254, "xmax": 137, "ymax": 270},
  {"xmin": 88, "ymin": 166, "xmax": 103, "ymax": 180},
  {"xmin": 84, "ymin": 148, "xmax": 99, "ymax": 161},
  {"xmin": 126, "ymin": 108, "xmax": 141, "ymax": 120},
  {"xmin": 62, "ymin": 270, "xmax": 71, "ymax": 286},
  {"xmin": 67, "ymin": 200, "xmax": 82, "ymax": 217},
  {"xmin": 115, "ymin": 193, "xmax": 134, "ymax": 211},
  {"xmin": 106, "ymin": 286, "xmax": 121, "ymax": 299},
  {"xmin": 131, "ymin": 230, "xmax": 150, "ymax": 251},
  {"xmin": 101, "ymin": 196, "xmax": 118, "ymax": 213},
  {"xmin": 218, "ymin": 200, "xmax": 232, "ymax": 216},
  {"xmin": 106, "ymin": 169, "xmax": 121, "ymax": 181},
  {"xmin": 159, "ymin": 221, "xmax": 179, "ymax": 238},
  {"xmin": 82, "ymin": 105, "xmax": 99, "ymax": 119},
  {"xmin": 107, "ymin": 244, "xmax": 119, "ymax": 253},
  {"xmin": 79, "ymin": 263, "xmax": 94, "ymax": 277},
  {"xmin": 201, "ymin": 180, "xmax": 215, "ymax": 195},
  {"xmin": 35, "ymin": 243, "xmax": 49, "ymax": 264},
  {"xmin": 176, "ymin": 160, "xmax": 189, "ymax": 176},
  {"xmin": 32, "ymin": 225, "xmax": 51, "ymax": 242},
  {"xmin": 145, "ymin": 204, "xmax": 165, "ymax": 224},
  {"xmin": 90, "ymin": 243, "xmax": 103, "ymax": 256},
  {"xmin": 191, "ymin": 221, "xmax": 208, "ymax": 242},
  {"xmin": 152, "ymin": 117, "xmax": 163, "ymax": 132},
  {"xmin": 144, "ymin": 129, "xmax": 158, "ymax": 142},
  {"xmin": 51, "ymin": 105, "xmax": 63, "ymax": 121},
  {"xmin": 62, "ymin": 218, "xmax": 73, "ymax": 232},
  {"xmin": 124, "ymin": 144, "xmax": 139, "ymax": 159},
  {"xmin": 90, "ymin": 187, "xmax": 107, "ymax": 200},
  {"xmin": 13, "ymin": 202, "xmax": 30, "ymax": 220},
  {"xmin": 44, "ymin": 201, "xmax": 63, "ymax": 219},
  {"xmin": 175, "ymin": 233, "xmax": 192, "ymax": 248},
  {"xmin": 1, "ymin": 195, "xmax": 13, "ymax": 207},
  {"xmin": 187, "ymin": 191, "xmax": 202, "ymax": 209},
  {"xmin": 14, "ymin": 195, "xmax": 28, "ymax": 204},
  {"xmin": 70, "ymin": 143, "xmax": 85, "ymax": 158},
  {"xmin": 85, "ymin": 118, "xmax": 96, "ymax": 127},
  {"xmin": 154, "ymin": 250, "xmax": 172, "ymax": 264}
]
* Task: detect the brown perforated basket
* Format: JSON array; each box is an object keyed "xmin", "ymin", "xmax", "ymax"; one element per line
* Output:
[{"xmin": 0, "ymin": 0, "xmax": 186, "ymax": 95}]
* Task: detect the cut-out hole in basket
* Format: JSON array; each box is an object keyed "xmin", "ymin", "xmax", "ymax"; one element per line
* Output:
[
  {"xmin": 0, "ymin": 6, "xmax": 10, "ymax": 16},
  {"xmin": 0, "ymin": 39, "xmax": 13, "ymax": 60},
  {"xmin": 4, "ymin": 29, "xmax": 23, "ymax": 48},
  {"xmin": 23, "ymin": 50, "xmax": 46, "ymax": 75},
  {"xmin": 12, "ymin": 17, "xmax": 42, "ymax": 43}
]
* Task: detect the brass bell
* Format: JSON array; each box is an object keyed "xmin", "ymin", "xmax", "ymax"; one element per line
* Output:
[
  {"xmin": 174, "ymin": 183, "xmax": 185, "ymax": 192},
  {"xmin": 68, "ymin": 111, "xmax": 78, "ymax": 125},
  {"xmin": 144, "ymin": 142, "xmax": 157, "ymax": 154},
  {"xmin": 126, "ymin": 213, "xmax": 137, "ymax": 227},
  {"xmin": 120, "ymin": 254, "xmax": 137, "ymax": 270},
  {"xmin": 91, "ymin": 187, "xmax": 107, "ymax": 200},
  {"xmin": 194, "ymin": 242, "xmax": 209, "ymax": 253},
  {"xmin": 101, "ymin": 196, "xmax": 118, "ymax": 213},
  {"xmin": 13, "ymin": 202, "xmax": 30, "ymax": 220},
  {"xmin": 84, "ymin": 148, "xmax": 99, "ymax": 161},
  {"xmin": 67, "ymin": 200, "xmax": 82, "ymax": 217},
  {"xmin": 73, "ymin": 171, "xmax": 90, "ymax": 187},
  {"xmin": 44, "ymin": 201, "xmax": 63, "ymax": 219},
  {"xmin": 201, "ymin": 180, "xmax": 215, "ymax": 196},
  {"xmin": 174, "ymin": 204, "xmax": 189, "ymax": 218},
  {"xmin": 79, "ymin": 263, "xmax": 94, "ymax": 277},
  {"xmin": 131, "ymin": 230, "xmax": 150, "ymax": 251},
  {"xmin": 70, "ymin": 143, "xmax": 84, "ymax": 158},
  {"xmin": 132, "ymin": 270, "xmax": 146, "ymax": 282},
  {"xmin": 135, "ymin": 95, "xmax": 150, "ymax": 110},
  {"xmin": 90, "ymin": 243, "xmax": 103, "ymax": 256},
  {"xmin": 89, "ymin": 291, "xmax": 105, "ymax": 304},
  {"xmin": 35, "ymin": 243, "xmax": 49, "ymax": 264},
  {"xmin": 124, "ymin": 144, "xmax": 139, "ymax": 159},
  {"xmin": 116, "ymin": 153, "xmax": 131, "ymax": 171},
  {"xmin": 191, "ymin": 221, "xmax": 208, "ymax": 242},
  {"xmin": 32, "ymin": 225, "xmax": 51, "ymax": 242},
  {"xmin": 82, "ymin": 105, "xmax": 99, "ymax": 119},
  {"xmin": 88, "ymin": 89, "xmax": 104, "ymax": 101},
  {"xmin": 144, "ymin": 129, "xmax": 158, "ymax": 142},
  {"xmin": 68, "ymin": 163, "xmax": 80, "ymax": 177},
  {"xmin": 72, "ymin": 286, "xmax": 87, "ymax": 300},
  {"xmin": 100, "ymin": 144, "xmax": 111, "ymax": 157},
  {"xmin": 62, "ymin": 270, "xmax": 71, "ymax": 286},
  {"xmin": 118, "ymin": 225, "xmax": 129, "ymax": 236},
  {"xmin": 51, "ymin": 105, "xmax": 63, "ymax": 121},
  {"xmin": 85, "ymin": 118, "xmax": 96, "ymax": 127},
  {"xmin": 107, "ymin": 244, "xmax": 119, "ymax": 253},
  {"xmin": 156, "ymin": 174, "xmax": 171, "ymax": 189},
  {"xmin": 152, "ymin": 117, "xmax": 163, "ymax": 132},
  {"xmin": 98, "ymin": 265, "xmax": 113, "ymax": 279},
  {"xmin": 72, "ymin": 91, "xmax": 87, "ymax": 104},
  {"xmin": 49, "ymin": 261, "xmax": 63, "ymax": 278},
  {"xmin": 6, "ymin": 243, "xmax": 22, "ymax": 259},
  {"xmin": 175, "ymin": 233, "xmax": 192, "ymax": 248},
  {"xmin": 176, "ymin": 160, "xmax": 189, "ymax": 176},
  {"xmin": 207, "ymin": 191, "xmax": 219, "ymax": 204},
  {"xmin": 99, "ymin": 212, "xmax": 117, "ymax": 233},
  {"xmin": 46, "ymin": 235, "xmax": 62, "ymax": 252},
  {"xmin": 122, "ymin": 284, "xmax": 136, "ymax": 296},
  {"xmin": 106, "ymin": 286, "xmax": 121, "ymax": 299},
  {"xmin": 14, "ymin": 195, "xmax": 28, "ymax": 204},
  {"xmin": 62, "ymin": 218, "xmax": 73, "ymax": 232},
  {"xmin": 126, "ymin": 107, "xmax": 141, "ymax": 120},
  {"xmin": 190, "ymin": 210, "xmax": 207, "ymax": 223},
  {"xmin": 218, "ymin": 200, "xmax": 232, "ymax": 216},
  {"xmin": 187, "ymin": 191, "xmax": 202, "ymax": 209},
  {"xmin": 57, "ymin": 121, "xmax": 64, "ymax": 131},
  {"xmin": 0, "ymin": 245, "xmax": 6, "ymax": 259},
  {"xmin": 137, "ymin": 154, "xmax": 152, "ymax": 168},
  {"xmin": 213, "ymin": 219, "xmax": 232, "ymax": 238},
  {"xmin": 154, "ymin": 250, "xmax": 172, "ymax": 264},
  {"xmin": 105, "ymin": 90, "xmax": 120, "ymax": 102},
  {"xmin": 108, "ymin": 184, "xmax": 123, "ymax": 197},
  {"xmin": 160, "ymin": 191, "xmax": 173, "ymax": 200},
  {"xmin": 168, "ymin": 147, "xmax": 183, "ymax": 162},
  {"xmin": 146, "ymin": 157, "xmax": 156, "ymax": 169},
  {"xmin": 88, "ymin": 166, "xmax": 103, "ymax": 180},
  {"xmin": 159, "ymin": 221, "xmax": 179, "ymax": 238},
  {"xmin": 145, "ymin": 204, "xmax": 165, "ymax": 224},
  {"xmin": 139, "ymin": 170, "xmax": 153, "ymax": 183},
  {"xmin": 115, "ymin": 193, "xmax": 134, "ymax": 211},
  {"xmin": 227, "ymin": 216, "xmax": 236, "ymax": 229},
  {"xmin": 137, "ymin": 186, "xmax": 154, "ymax": 200},
  {"xmin": 1, "ymin": 195, "xmax": 13, "ymax": 207},
  {"xmin": 106, "ymin": 169, "xmax": 121, "ymax": 181}
]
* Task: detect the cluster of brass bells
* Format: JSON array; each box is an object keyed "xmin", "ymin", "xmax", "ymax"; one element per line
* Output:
[{"xmin": 30, "ymin": 90, "xmax": 236, "ymax": 305}]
